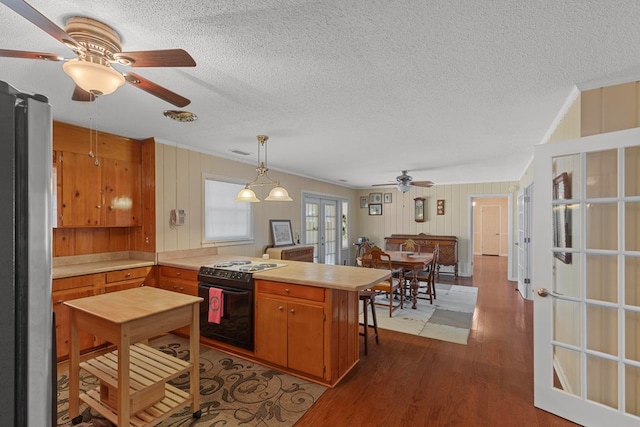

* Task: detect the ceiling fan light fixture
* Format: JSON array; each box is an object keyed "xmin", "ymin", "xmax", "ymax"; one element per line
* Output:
[
  {"xmin": 62, "ymin": 59, "xmax": 124, "ymax": 95},
  {"xmin": 397, "ymin": 182, "xmax": 412, "ymax": 193}
]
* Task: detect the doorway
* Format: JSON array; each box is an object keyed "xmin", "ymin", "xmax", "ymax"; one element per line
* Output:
[
  {"xmin": 302, "ymin": 192, "xmax": 348, "ymax": 265},
  {"xmin": 468, "ymin": 194, "xmax": 515, "ymax": 280}
]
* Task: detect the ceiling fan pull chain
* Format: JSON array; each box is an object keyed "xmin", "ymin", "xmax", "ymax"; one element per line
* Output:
[
  {"xmin": 93, "ymin": 96, "xmax": 100, "ymax": 166},
  {"xmin": 88, "ymin": 114, "xmax": 94, "ymax": 158}
]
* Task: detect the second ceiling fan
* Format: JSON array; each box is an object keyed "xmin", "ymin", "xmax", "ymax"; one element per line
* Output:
[
  {"xmin": 372, "ymin": 170, "xmax": 434, "ymax": 193},
  {"xmin": 0, "ymin": 0, "xmax": 195, "ymax": 106}
]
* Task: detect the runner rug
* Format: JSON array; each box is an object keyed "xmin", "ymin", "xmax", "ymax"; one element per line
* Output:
[
  {"xmin": 363, "ymin": 283, "xmax": 478, "ymax": 345},
  {"xmin": 56, "ymin": 334, "xmax": 326, "ymax": 426}
]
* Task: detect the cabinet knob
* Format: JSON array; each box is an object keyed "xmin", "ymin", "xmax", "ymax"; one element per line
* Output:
[
  {"xmin": 173, "ymin": 285, "xmax": 178, "ymax": 289},
  {"xmin": 176, "ymin": 272, "xmax": 182, "ymax": 277},
  {"xmin": 290, "ymin": 308, "xmax": 295, "ymax": 314},
  {"xmin": 285, "ymin": 288, "xmax": 290, "ymax": 293},
  {"xmin": 56, "ymin": 300, "xmax": 63, "ymax": 305},
  {"xmin": 96, "ymin": 205, "xmax": 101, "ymax": 209},
  {"xmin": 278, "ymin": 306, "xmax": 284, "ymax": 311},
  {"xmin": 125, "ymin": 273, "xmax": 131, "ymax": 277}
]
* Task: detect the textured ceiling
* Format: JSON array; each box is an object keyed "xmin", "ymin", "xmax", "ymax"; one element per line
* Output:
[{"xmin": 2, "ymin": 1, "xmax": 640, "ymax": 188}]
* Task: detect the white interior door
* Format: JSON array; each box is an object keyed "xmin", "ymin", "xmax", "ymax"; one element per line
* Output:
[
  {"xmin": 533, "ymin": 127, "xmax": 640, "ymax": 427},
  {"xmin": 517, "ymin": 186, "xmax": 533, "ymax": 299},
  {"xmin": 481, "ymin": 205, "xmax": 500, "ymax": 255}
]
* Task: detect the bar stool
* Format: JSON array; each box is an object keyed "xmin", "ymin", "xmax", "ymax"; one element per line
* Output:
[{"xmin": 359, "ymin": 290, "xmax": 379, "ymax": 355}]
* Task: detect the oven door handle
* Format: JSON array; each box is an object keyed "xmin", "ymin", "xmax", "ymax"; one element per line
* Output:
[
  {"xmin": 199, "ymin": 283, "xmax": 251, "ymax": 295},
  {"xmin": 219, "ymin": 288, "xmax": 248, "ymax": 295}
]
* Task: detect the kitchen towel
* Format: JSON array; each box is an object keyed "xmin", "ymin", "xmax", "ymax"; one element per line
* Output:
[{"xmin": 208, "ymin": 287, "xmax": 223, "ymax": 324}]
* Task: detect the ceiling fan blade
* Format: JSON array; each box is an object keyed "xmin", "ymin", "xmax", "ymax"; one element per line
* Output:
[
  {"xmin": 412, "ymin": 181, "xmax": 435, "ymax": 187},
  {"xmin": 0, "ymin": 0, "xmax": 81, "ymax": 50},
  {"xmin": 71, "ymin": 85, "xmax": 95, "ymax": 102},
  {"xmin": 0, "ymin": 48, "xmax": 62, "ymax": 61},
  {"xmin": 124, "ymin": 72, "xmax": 190, "ymax": 107},
  {"xmin": 114, "ymin": 49, "xmax": 196, "ymax": 67}
]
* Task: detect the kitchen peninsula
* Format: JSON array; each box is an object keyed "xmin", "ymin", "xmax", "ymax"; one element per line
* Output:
[{"xmin": 159, "ymin": 254, "xmax": 390, "ymax": 387}]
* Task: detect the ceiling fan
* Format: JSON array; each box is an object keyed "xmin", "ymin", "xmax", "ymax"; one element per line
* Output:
[
  {"xmin": 0, "ymin": 0, "xmax": 195, "ymax": 107},
  {"xmin": 372, "ymin": 170, "xmax": 434, "ymax": 193}
]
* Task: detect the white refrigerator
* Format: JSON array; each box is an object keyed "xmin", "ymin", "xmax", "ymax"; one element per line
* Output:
[{"xmin": 0, "ymin": 80, "xmax": 54, "ymax": 426}]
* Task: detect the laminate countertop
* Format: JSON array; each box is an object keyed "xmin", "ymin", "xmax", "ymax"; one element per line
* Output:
[
  {"xmin": 52, "ymin": 259, "xmax": 155, "ymax": 279},
  {"xmin": 159, "ymin": 255, "xmax": 389, "ymax": 292}
]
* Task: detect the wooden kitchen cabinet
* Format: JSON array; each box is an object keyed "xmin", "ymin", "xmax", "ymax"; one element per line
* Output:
[
  {"xmin": 104, "ymin": 266, "xmax": 154, "ymax": 293},
  {"xmin": 255, "ymin": 281, "xmax": 325, "ymax": 379},
  {"xmin": 52, "ymin": 267, "xmax": 155, "ymax": 359},
  {"xmin": 158, "ymin": 266, "xmax": 199, "ymax": 336},
  {"xmin": 59, "ymin": 151, "xmax": 141, "ymax": 227},
  {"xmin": 266, "ymin": 245, "xmax": 314, "ymax": 262}
]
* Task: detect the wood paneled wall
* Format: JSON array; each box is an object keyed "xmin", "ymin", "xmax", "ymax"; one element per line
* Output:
[
  {"xmin": 52, "ymin": 121, "xmax": 153, "ymax": 257},
  {"xmin": 155, "ymin": 143, "xmax": 357, "ymax": 257}
]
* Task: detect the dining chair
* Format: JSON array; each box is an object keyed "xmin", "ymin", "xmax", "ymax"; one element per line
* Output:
[
  {"xmin": 404, "ymin": 243, "xmax": 440, "ymax": 304},
  {"xmin": 360, "ymin": 246, "xmax": 403, "ymax": 317}
]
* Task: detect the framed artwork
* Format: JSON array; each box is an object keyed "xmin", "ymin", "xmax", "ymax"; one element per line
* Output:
[
  {"xmin": 552, "ymin": 172, "xmax": 572, "ymax": 264},
  {"xmin": 437, "ymin": 199, "xmax": 445, "ymax": 215},
  {"xmin": 270, "ymin": 219, "xmax": 294, "ymax": 247},
  {"xmin": 414, "ymin": 197, "xmax": 425, "ymax": 222},
  {"xmin": 369, "ymin": 204, "xmax": 382, "ymax": 216},
  {"xmin": 369, "ymin": 192, "xmax": 382, "ymax": 204},
  {"xmin": 360, "ymin": 196, "xmax": 369, "ymax": 208},
  {"xmin": 384, "ymin": 193, "xmax": 392, "ymax": 203}
]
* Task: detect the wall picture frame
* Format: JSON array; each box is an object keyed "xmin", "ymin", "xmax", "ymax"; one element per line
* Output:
[
  {"xmin": 360, "ymin": 196, "xmax": 369, "ymax": 208},
  {"xmin": 270, "ymin": 219, "xmax": 294, "ymax": 247},
  {"xmin": 437, "ymin": 199, "xmax": 445, "ymax": 215},
  {"xmin": 369, "ymin": 204, "xmax": 382, "ymax": 216},
  {"xmin": 369, "ymin": 192, "xmax": 382, "ymax": 204},
  {"xmin": 384, "ymin": 193, "xmax": 392, "ymax": 203}
]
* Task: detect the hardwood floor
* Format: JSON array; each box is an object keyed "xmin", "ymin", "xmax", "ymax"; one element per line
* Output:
[{"xmin": 296, "ymin": 255, "xmax": 581, "ymax": 426}]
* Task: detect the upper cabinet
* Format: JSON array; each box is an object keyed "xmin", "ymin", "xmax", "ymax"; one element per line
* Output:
[
  {"xmin": 54, "ymin": 122, "xmax": 142, "ymax": 228},
  {"xmin": 59, "ymin": 152, "xmax": 141, "ymax": 227}
]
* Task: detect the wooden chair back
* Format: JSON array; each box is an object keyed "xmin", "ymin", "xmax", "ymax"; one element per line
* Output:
[{"xmin": 401, "ymin": 239, "xmax": 417, "ymax": 252}]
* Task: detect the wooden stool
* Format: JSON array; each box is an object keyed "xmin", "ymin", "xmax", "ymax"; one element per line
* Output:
[{"xmin": 359, "ymin": 290, "xmax": 379, "ymax": 355}]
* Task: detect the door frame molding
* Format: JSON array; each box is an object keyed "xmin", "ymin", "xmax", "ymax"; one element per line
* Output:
[{"xmin": 467, "ymin": 193, "xmax": 515, "ymax": 280}]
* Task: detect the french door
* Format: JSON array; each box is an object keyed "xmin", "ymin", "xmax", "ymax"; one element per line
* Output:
[
  {"xmin": 517, "ymin": 185, "xmax": 533, "ymax": 299},
  {"xmin": 533, "ymin": 127, "xmax": 640, "ymax": 426},
  {"xmin": 303, "ymin": 196, "xmax": 339, "ymax": 264}
]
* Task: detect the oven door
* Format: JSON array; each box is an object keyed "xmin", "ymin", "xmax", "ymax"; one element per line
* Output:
[{"xmin": 198, "ymin": 282, "xmax": 254, "ymax": 351}]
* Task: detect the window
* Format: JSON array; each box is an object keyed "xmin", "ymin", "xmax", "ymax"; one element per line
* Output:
[{"xmin": 203, "ymin": 175, "xmax": 253, "ymax": 244}]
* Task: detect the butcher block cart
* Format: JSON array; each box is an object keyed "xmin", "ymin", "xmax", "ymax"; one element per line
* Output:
[{"xmin": 65, "ymin": 287, "xmax": 203, "ymax": 426}]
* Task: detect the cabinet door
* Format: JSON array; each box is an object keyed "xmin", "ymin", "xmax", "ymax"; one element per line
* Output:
[
  {"xmin": 60, "ymin": 151, "xmax": 103, "ymax": 226},
  {"xmin": 52, "ymin": 287, "xmax": 98, "ymax": 359},
  {"xmin": 255, "ymin": 296, "xmax": 288, "ymax": 366},
  {"xmin": 287, "ymin": 301, "xmax": 324, "ymax": 378},
  {"xmin": 102, "ymin": 158, "xmax": 141, "ymax": 226}
]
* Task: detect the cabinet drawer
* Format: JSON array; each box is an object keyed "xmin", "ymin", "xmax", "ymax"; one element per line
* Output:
[
  {"xmin": 256, "ymin": 280, "xmax": 325, "ymax": 302},
  {"xmin": 105, "ymin": 266, "xmax": 152, "ymax": 283},
  {"xmin": 53, "ymin": 273, "xmax": 104, "ymax": 292},
  {"xmin": 158, "ymin": 279, "xmax": 198, "ymax": 296},
  {"xmin": 159, "ymin": 266, "xmax": 198, "ymax": 281}
]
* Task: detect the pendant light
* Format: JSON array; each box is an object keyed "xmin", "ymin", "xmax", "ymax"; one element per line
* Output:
[{"xmin": 235, "ymin": 135, "xmax": 292, "ymax": 202}]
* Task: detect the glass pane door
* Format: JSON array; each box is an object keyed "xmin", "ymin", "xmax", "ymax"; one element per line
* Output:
[{"xmin": 533, "ymin": 128, "xmax": 640, "ymax": 427}]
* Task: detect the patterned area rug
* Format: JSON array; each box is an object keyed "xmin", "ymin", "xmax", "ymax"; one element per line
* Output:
[
  {"xmin": 362, "ymin": 284, "xmax": 478, "ymax": 345},
  {"xmin": 56, "ymin": 334, "xmax": 326, "ymax": 426}
]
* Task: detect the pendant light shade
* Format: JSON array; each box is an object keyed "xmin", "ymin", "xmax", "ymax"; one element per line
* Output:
[
  {"xmin": 265, "ymin": 186, "xmax": 293, "ymax": 201},
  {"xmin": 235, "ymin": 135, "xmax": 292, "ymax": 202},
  {"xmin": 235, "ymin": 187, "xmax": 260, "ymax": 202}
]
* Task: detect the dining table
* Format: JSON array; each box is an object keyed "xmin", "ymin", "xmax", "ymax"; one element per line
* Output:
[{"xmin": 385, "ymin": 251, "xmax": 433, "ymax": 309}]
